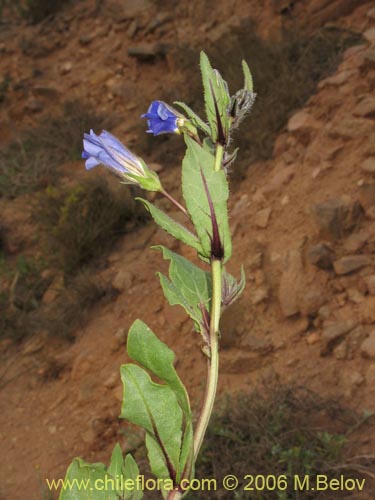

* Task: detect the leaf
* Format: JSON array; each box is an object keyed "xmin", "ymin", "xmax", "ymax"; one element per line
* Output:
[
  {"xmin": 127, "ymin": 319, "xmax": 191, "ymax": 415},
  {"xmin": 182, "ymin": 135, "xmax": 232, "ymax": 262},
  {"xmin": 137, "ymin": 197, "xmax": 202, "ymax": 254},
  {"xmin": 242, "ymin": 59, "xmax": 254, "ymax": 92},
  {"xmin": 121, "ymin": 364, "xmax": 183, "ymax": 479},
  {"xmin": 174, "ymin": 101, "xmax": 211, "ymax": 135},
  {"xmin": 107, "ymin": 445, "xmax": 144, "ymax": 500},
  {"xmin": 200, "ymin": 51, "xmax": 230, "ymax": 144},
  {"xmin": 107, "ymin": 444, "xmax": 123, "ymax": 490},
  {"xmin": 125, "ymin": 321, "xmax": 194, "ymax": 484},
  {"xmin": 154, "ymin": 246, "xmax": 211, "ymax": 325},
  {"xmin": 59, "ymin": 458, "xmax": 118, "ymax": 500},
  {"xmin": 123, "ymin": 454, "xmax": 144, "ymax": 500},
  {"xmin": 222, "ymin": 266, "xmax": 246, "ymax": 307}
]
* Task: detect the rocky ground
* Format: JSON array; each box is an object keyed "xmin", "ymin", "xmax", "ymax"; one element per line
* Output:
[{"xmin": 0, "ymin": 0, "xmax": 375, "ymax": 499}]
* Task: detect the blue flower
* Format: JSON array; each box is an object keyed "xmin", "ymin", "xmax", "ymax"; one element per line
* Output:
[
  {"xmin": 141, "ymin": 101, "xmax": 184, "ymax": 136},
  {"xmin": 82, "ymin": 129, "xmax": 162, "ymax": 191}
]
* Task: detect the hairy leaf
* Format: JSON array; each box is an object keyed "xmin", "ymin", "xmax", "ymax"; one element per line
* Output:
[
  {"xmin": 200, "ymin": 51, "xmax": 230, "ymax": 144},
  {"xmin": 182, "ymin": 135, "xmax": 232, "ymax": 262},
  {"xmin": 137, "ymin": 198, "xmax": 202, "ymax": 254}
]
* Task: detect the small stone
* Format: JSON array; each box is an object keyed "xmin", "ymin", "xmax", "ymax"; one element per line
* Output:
[
  {"xmin": 320, "ymin": 69, "xmax": 356, "ymax": 87},
  {"xmin": 343, "ymin": 230, "xmax": 370, "ymax": 252},
  {"xmin": 112, "ymin": 269, "xmax": 134, "ymax": 291},
  {"xmin": 254, "ymin": 208, "xmax": 272, "ymax": 228},
  {"xmin": 127, "ymin": 19, "xmax": 138, "ymax": 38},
  {"xmin": 287, "ymin": 110, "xmax": 320, "ymax": 134},
  {"xmin": 347, "ymin": 287, "xmax": 364, "ymax": 304},
  {"xmin": 363, "ymin": 28, "xmax": 375, "ymax": 44},
  {"xmin": 321, "ymin": 320, "xmax": 357, "ymax": 355},
  {"xmin": 251, "ymin": 286, "xmax": 269, "ymax": 305},
  {"xmin": 361, "ymin": 157, "xmax": 375, "ymax": 174},
  {"xmin": 299, "ymin": 287, "xmax": 328, "ymax": 317},
  {"xmin": 60, "ymin": 61, "xmax": 72, "ymax": 75},
  {"xmin": 354, "ymin": 98, "xmax": 375, "ymax": 118},
  {"xmin": 144, "ymin": 12, "xmax": 171, "ymax": 34},
  {"xmin": 104, "ymin": 372, "xmax": 118, "ymax": 389},
  {"xmin": 71, "ymin": 351, "xmax": 95, "ymax": 381},
  {"xmin": 333, "ymin": 255, "xmax": 372, "ymax": 275},
  {"xmin": 306, "ymin": 331, "xmax": 320, "ymax": 345},
  {"xmin": 79, "ymin": 34, "xmax": 94, "ymax": 45},
  {"xmin": 307, "ymin": 243, "xmax": 334, "ymax": 270},
  {"xmin": 350, "ymin": 371, "xmax": 365, "ymax": 387},
  {"xmin": 25, "ymin": 98, "xmax": 43, "ymax": 113},
  {"xmin": 128, "ymin": 43, "xmax": 169, "ymax": 61},
  {"xmin": 364, "ymin": 275, "xmax": 375, "ymax": 295},
  {"xmin": 358, "ymin": 183, "xmax": 375, "ymax": 218},
  {"xmin": 358, "ymin": 297, "xmax": 375, "ymax": 324},
  {"xmin": 278, "ymin": 248, "xmax": 303, "ymax": 317},
  {"xmin": 262, "ymin": 165, "xmax": 295, "ymax": 194},
  {"xmin": 362, "ymin": 46, "xmax": 375, "ymax": 70},
  {"xmin": 247, "ymin": 252, "xmax": 263, "ymax": 270},
  {"xmin": 22, "ymin": 334, "xmax": 46, "ymax": 355},
  {"xmin": 240, "ymin": 333, "xmax": 273, "ymax": 354},
  {"xmin": 333, "ymin": 340, "xmax": 349, "ymax": 360},
  {"xmin": 366, "ymin": 364, "xmax": 375, "ymax": 385},
  {"xmin": 311, "ymin": 198, "xmax": 362, "ymax": 240},
  {"xmin": 318, "ymin": 305, "xmax": 332, "ymax": 320},
  {"xmin": 360, "ymin": 331, "xmax": 375, "ymax": 359}
]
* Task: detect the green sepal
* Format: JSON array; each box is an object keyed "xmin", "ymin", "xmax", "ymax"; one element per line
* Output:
[
  {"xmin": 136, "ymin": 169, "xmax": 162, "ymax": 192},
  {"xmin": 242, "ymin": 59, "xmax": 254, "ymax": 92},
  {"xmin": 182, "ymin": 134, "xmax": 232, "ymax": 262},
  {"xmin": 200, "ymin": 51, "xmax": 231, "ymax": 145},
  {"xmin": 174, "ymin": 101, "xmax": 211, "ymax": 136},
  {"xmin": 154, "ymin": 245, "xmax": 211, "ymax": 329},
  {"xmin": 136, "ymin": 197, "xmax": 203, "ymax": 254}
]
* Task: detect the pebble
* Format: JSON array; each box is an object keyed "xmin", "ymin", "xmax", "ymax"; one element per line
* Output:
[
  {"xmin": 307, "ymin": 243, "xmax": 334, "ymax": 270},
  {"xmin": 254, "ymin": 208, "xmax": 272, "ymax": 228},
  {"xmin": 360, "ymin": 331, "xmax": 375, "ymax": 359},
  {"xmin": 361, "ymin": 157, "xmax": 375, "ymax": 174},
  {"xmin": 333, "ymin": 255, "xmax": 372, "ymax": 275}
]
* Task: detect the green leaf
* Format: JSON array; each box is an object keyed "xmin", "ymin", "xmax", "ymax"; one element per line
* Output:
[
  {"xmin": 154, "ymin": 246, "xmax": 211, "ymax": 327},
  {"xmin": 242, "ymin": 59, "xmax": 254, "ymax": 92},
  {"xmin": 200, "ymin": 51, "xmax": 230, "ymax": 144},
  {"xmin": 123, "ymin": 454, "xmax": 144, "ymax": 500},
  {"xmin": 174, "ymin": 101, "xmax": 211, "ymax": 136},
  {"xmin": 107, "ymin": 444, "xmax": 123, "ymax": 489},
  {"xmin": 137, "ymin": 197, "xmax": 202, "ymax": 254},
  {"xmin": 182, "ymin": 135, "xmax": 232, "ymax": 262},
  {"xmin": 120, "ymin": 364, "xmax": 183, "ymax": 480},
  {"xmin": 127, "ymin": 319, "xmax": 191, "ymax": 415},
  {"xmin": 125, "ymin": 321, "xmax": 194, "ymax": 484},
  {"xmin": 59, "ymin": 459, "xmax": 118, "ymax": 500}
]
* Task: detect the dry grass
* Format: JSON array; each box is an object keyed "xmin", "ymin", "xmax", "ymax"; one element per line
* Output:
[
  {"xmin": 35, "ymin": 176, "xmax": 148, "ymax": 275},
  {"xmin": 0, "ymin": 100, "xmax": 112, "ymax": 198},
  {"xmin": 186, "ymin": 384, "xmax": 374, "ymax": 499}
]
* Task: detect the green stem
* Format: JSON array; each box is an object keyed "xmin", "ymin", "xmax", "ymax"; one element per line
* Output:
[
  {"xmin": 214, "ymin": 144, "xmax": 224, "ymax": 172},
  {"xmin": 160, "ymin": 189, "xmax": 189, "ymax": 218},
  {"xmin": 193, "ymin": 258, "xmax": 222, "ymax": 460}
]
